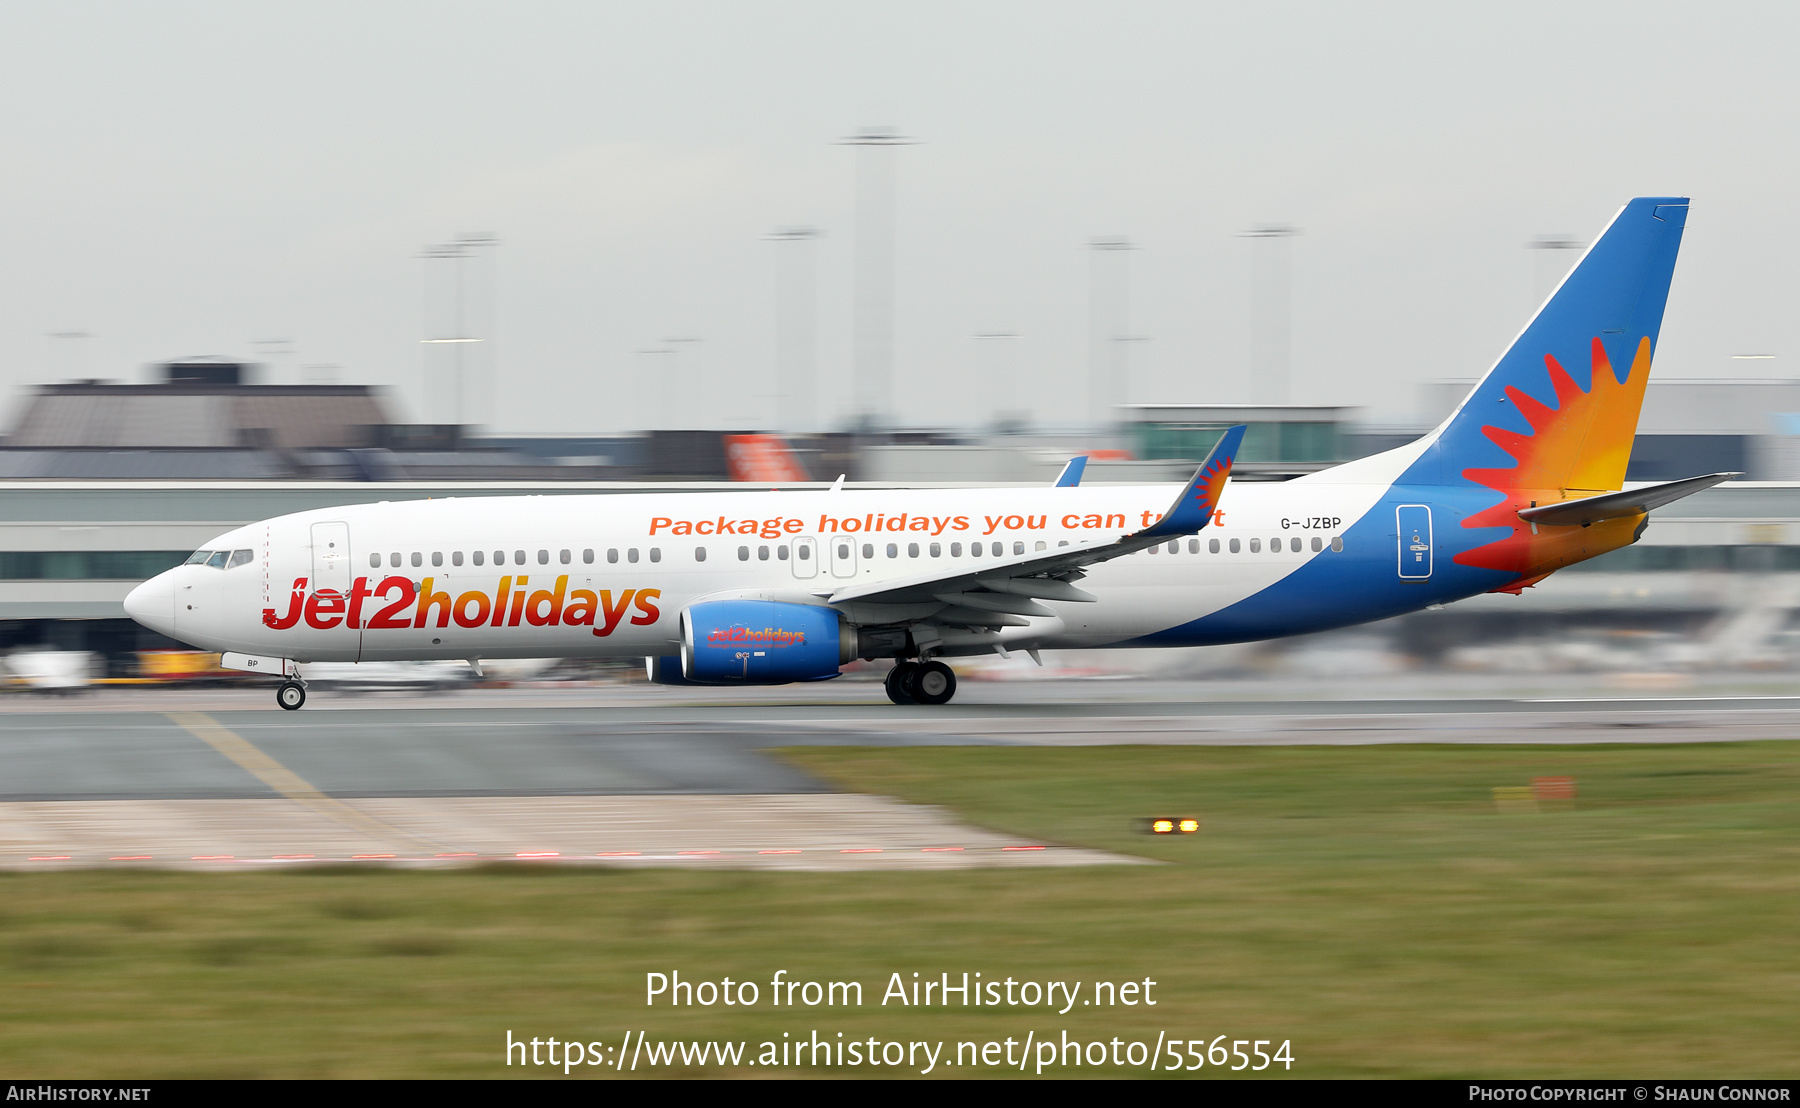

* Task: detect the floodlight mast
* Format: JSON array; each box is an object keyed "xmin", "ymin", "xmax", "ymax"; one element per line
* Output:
[
  {"xmin": 1242, "ymin": 224, "xmax": 1298, "ymax": 406},
  {"xmin": 837, "ymin": 127, "xmax": 915, "ymax": 431},
  {"xmin": 420, "ymin": 234, "xmax": 497, "ymax": 427}
]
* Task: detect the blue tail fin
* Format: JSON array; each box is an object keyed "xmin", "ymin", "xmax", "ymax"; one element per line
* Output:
[{"xmin": 1408, "ymin": 197, "xmax": 1688, "ymax": 492}]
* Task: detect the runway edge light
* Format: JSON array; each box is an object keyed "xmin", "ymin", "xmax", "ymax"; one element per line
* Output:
[{"xmin": 1146, "ymin": 818, "xmax": 1200, "ymax": 834}]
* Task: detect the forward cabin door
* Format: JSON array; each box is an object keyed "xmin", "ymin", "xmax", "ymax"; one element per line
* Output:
[
  {"xmin": 311, "ymin": 522, "xmax": 352, "ymax": 594},
  {"xmin": 1396, "ymin": 505, "xmax": 1432, "ymax": 579},
  {"xmin": 790, "ymin": 536, "xmax": 818, "ymax": 579}
]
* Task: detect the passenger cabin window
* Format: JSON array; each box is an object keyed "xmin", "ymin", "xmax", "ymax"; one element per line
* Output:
[
  {"xmin": 1249, "ymin": 539, "xmax": 1261, "ymax": 553},
  {"xmin": 1209, "ymin": 538, "xmax": 1220, "ymax": 554},
  {"xmin": 992, "ymin": 542, "xmax": 1004, "ymax": 557},
  {"xmin": 582, "ymin": 549, "xmax": 593, "ymax": 564},
  {"xmin": 492, "ymin": 550, "xmax": 503, "ymax": 565},
  {"xmin": 909, "ymin": 543, "xmax": 920, "ymax": 558},
  {"xmin": 1188, "ymin": 539, "xmax": 1200, "ymax": 553},
  {"xmin": 390, "ymin": 552, "xmax": 402, "ymax": 568},
  {"xmin": 1014, "ymin": 542, "xmax": 1025, "ymax": 555},
  {"xmin": 1230, "ymin": 538, "xmax": 1242, "ymax": 553},
  {"xmin": 453, "ymin": 551, "xmax": 464, "ymax": 566},
  {"xmin": 1331, "ymin": 536, "xmax": 1344, "ymax": 553},
  {"xmin": 368, "ymin": 553, "xmax": 381, "ymax": 568},
  {"xmin": 738, "ymin": 546, "xmax": 750, "ymax": 561},
  {"xmin": 971, "ymin": 543, "xmax": 983, "ymax": 558},
  {"xmin": 411, "ymin": 552, "xmax": 422, "ymax": 568},
  {"xmin": 608, "ymin": 549, "xmax": 619, "ymax": 563},
  {"xmin": 1310, "ymin": 537, "xmax": 1322, "ymax": 552},
  {"xmin": 472, "ymin": 550, "xmax": 485, "ymax": 566},
  {"xmin": 1290, "ymin": 537, "xmax": 1302, "ymax": 553},
  {"xmin": 649, "ymin": 548, "xmax": 660, "ymax": 563},
  {"xmin": 226, "ymin": 549, "xmax": 253, "ymax": 569},
  {"xmin": 628, "ymin": 548, "xmax": 639, "ymax": 563},
  {"xmin": 861, "ymin": 543, "xmax": 874, "ymax": 559},
  {"xmin": 1036, "ymin": 541, "xmax": 1047, "ymax": 552},
  {"xmin": 560, "ymin": 549, "xmax": 571, "ymax": 564},
  {"xmin": 777, "ymin": 545, "xmax": 789, "ymax": 560},
  {"xmin": 514, "ymin": 550, "xmax": 525, "ymax": 565},
  {"xmin": 795, "ymin": 545, "xmax": 807, "ymax": 561},
  {"xmin": 432, "ymin": 552, "xmax": 443, "ymax": 567},
  {"xmin": 950, "ymin": 543, "xmax": 962, "ymax": 557},
  {"xmin": 930, "ymin": 543, "xmax": 941, "ymax": 557},
  {"xmin": 758, "ymin": 545, "xmax": 770, "ymax": 561},
  {"xmin": 695, "ymin": 546, "xmax": 707, "ymax": 561},
  {"xmin": 887, "ymin": 543, "xmax": 898, "ymax": 558},
  {"xmin": 538, "ymin": 549, "xmax": 549, "ymax": 565}
]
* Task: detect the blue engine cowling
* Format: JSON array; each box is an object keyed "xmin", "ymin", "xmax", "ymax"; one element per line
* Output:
[{"xmin": 678, "ymin": 600, "xmax": 854, "ymax": 684}]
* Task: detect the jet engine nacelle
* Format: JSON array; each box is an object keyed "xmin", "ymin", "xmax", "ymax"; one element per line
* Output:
[{"xmin": 678, "ymin": 600, "xmax": 855, "ymax": 685}]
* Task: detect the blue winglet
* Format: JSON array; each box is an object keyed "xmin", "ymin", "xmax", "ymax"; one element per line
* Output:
[
  {"xmin": 1053, "ymin": 456, "xmax": 1088, "ymax": 487},
  {"xmin": 1134, "ymin": 425, "xmax": 1246, "ymax": 539}
]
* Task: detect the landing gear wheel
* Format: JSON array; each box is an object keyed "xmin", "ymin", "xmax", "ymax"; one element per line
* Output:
[
  {"xmin": 885, "ymin": 662, "xmax": 920, "ymax": 705},
  {"xmin": 276, "ymin": 681, "xmax": 306, "ymax": 711},
  {"xmin": 911, "ymin": 661, "xmax": 957, "ymax": 706}
]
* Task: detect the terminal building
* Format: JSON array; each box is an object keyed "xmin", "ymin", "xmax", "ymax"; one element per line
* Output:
[{"xmin": 4, "ymin": 364, "xmax": 1800, "ymax": 676}]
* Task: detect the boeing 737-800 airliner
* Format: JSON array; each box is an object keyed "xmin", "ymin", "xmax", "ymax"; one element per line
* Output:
[{"xmin": 126, "ymin": 197, "xmax": 1725, "ymax": 709}]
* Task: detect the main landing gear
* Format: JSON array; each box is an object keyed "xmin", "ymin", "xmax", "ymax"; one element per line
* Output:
[
  {"xmin": 885, "ymin": 660, "xmax": 957, "ymax": 706},
  {"xmin": 276, "ymin": 680, "xmax": 307, "ymax": 711}
]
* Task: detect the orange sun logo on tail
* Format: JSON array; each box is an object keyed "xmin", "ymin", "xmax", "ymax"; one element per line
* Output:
[{"xmin": 1454, "ymin": 336, "xmax": 1653, "ymax": 579}]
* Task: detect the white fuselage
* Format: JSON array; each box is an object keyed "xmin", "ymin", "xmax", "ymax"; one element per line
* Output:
[{"xmin": 125, "ymin": 477, "xmax": 1396, "ymax": 664}]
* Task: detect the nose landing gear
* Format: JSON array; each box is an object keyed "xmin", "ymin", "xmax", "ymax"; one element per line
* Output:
[
  {"xmin": 276, "ymin": 680, "xmax": 307, "ymax": 711},
  {"xmin": 884, "ymin": 659, "xmax": 956, "ymax": 705}
]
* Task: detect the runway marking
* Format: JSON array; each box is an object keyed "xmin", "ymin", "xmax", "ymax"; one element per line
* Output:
[
  {"xmin": 164, "ymin": 712, "xmax": 437, "ymax": 851},
  {"xmin": 1525, "ymin": 696, "xmax": 1800, "ymax": 704}
]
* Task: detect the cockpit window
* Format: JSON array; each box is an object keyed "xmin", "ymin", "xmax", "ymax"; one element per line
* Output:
[
  {"xmin": 184, "ymin": 550, "xmax": 211, "ymax": 565},
  {"xmin": 226, "ymin": 549, "xmax": 254, "ymax": 569},
  {"xmin": 205, "ymin": 551, "xmax": 231, "ymax": 569}
]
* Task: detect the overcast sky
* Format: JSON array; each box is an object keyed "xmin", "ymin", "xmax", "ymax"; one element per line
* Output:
[{"xmin": 1, "ymin": 1, "xmax": 1795, "ymax": 433}]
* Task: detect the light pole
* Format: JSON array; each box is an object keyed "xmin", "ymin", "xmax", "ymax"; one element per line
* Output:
[
  {"xmin": 769, "ymin": 227, "xmax": 821, "ymax": 432},
  {"xmin": 662, "ymin": 336, "xmax": 703, "ymax": 427},
  {"xmin": 636, "ymin": 347, "xmax": 675, "ymax": 430},
  {"xmin": 1527, "ymin": 234, "xmax": 1583, "ymax": 307},
  {"xmin": 1243, "ymin": 224, "xmax": 1298, "ymax": 405},
  {"xmin": 973, "ymin": 331, "xmax": 1019, "ymax": 430},
  {"xmin": 420, "ymin": 233, "xmax": 497, "ymax": 427},
  {"xmin": 1088, "ymin": 237, "xmax": 1135, "ymax": 428},
  {"xmin": 46, "ymin": 330, "xmax": 91, "ymax": 382},
  {"xmin": 253, "ymin": 338, "xmax": 293, "ymax": 385},
  {"xmin": 838, "ymin": 126, "xmax": 915, "ymax": 430}
]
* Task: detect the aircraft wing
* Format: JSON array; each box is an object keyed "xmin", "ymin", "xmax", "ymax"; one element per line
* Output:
[
  {"xmin": 827, "ymin": 427, "xmax": 1245, "ymax": 627},
  {"xmin": 1517, "ymin": 472, "xmax": 1738, "ymax": 528}
]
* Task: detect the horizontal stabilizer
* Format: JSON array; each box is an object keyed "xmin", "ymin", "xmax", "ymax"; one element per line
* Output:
[{"xmin": 1517, "ymin": 472, "xmax": 1739, "ymax": 528}]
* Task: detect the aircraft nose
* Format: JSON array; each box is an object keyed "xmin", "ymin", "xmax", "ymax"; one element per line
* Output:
[{"xmin": 124, "ymin": 572, "xmax": 176, "ymax": 635}]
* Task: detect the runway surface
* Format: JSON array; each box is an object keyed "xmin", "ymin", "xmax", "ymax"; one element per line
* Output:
[{"xmin": 3, "ymin": 678, "xmax": 1796, "ymax": 869}]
